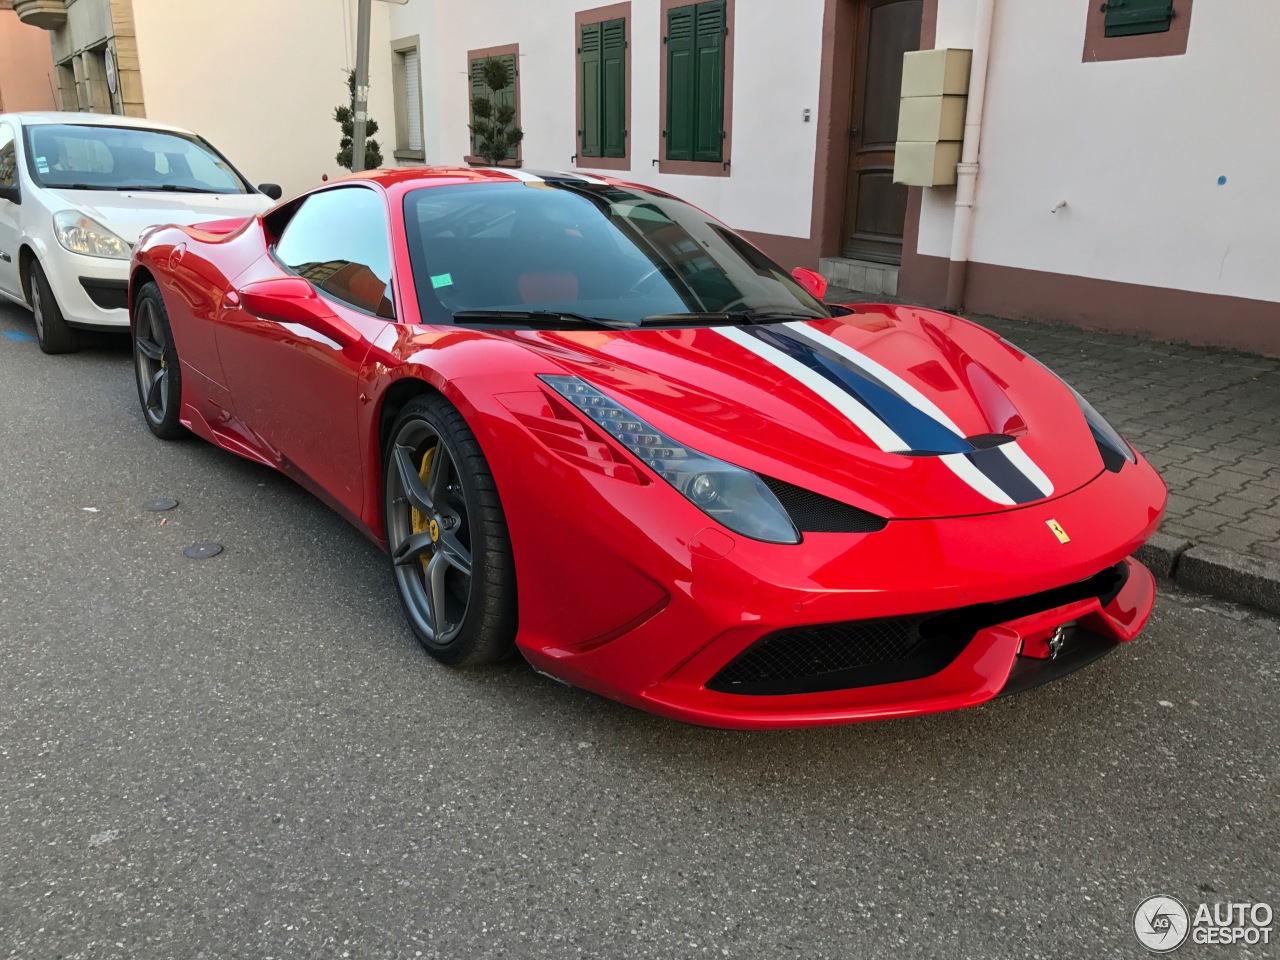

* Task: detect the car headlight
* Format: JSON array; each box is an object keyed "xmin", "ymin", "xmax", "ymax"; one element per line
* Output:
[
  {"xmin": 541, "ymin": 375, "xmax": 800, "ymax": 544},
  {"xmin": 52, "ymin": 210, "xmax": 131, "ymax": 260},
  {"xmin": 1067, "ymin": 384, "xmax": 1135, "ymax": 472}
]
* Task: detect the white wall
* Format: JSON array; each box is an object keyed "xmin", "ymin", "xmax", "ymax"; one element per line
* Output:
[
  {"xmin": 389, "ymin": 0, "xmax": 824, "ymax": 240},
  {"xmin": 132, "ymin": 0, "xmax": 397, "ymax": 198},
  {"xmin": 918, "ymin": 0, "xmax": 1280, "ymax": 304}
]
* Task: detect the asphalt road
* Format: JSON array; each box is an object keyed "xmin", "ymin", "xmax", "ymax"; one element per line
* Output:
[{"xmin": 0, "ymin": 299, "xmax": 1276, "ymax": 960}]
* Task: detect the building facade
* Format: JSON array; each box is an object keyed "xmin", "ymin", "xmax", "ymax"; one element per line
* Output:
[
  {"xmin": 0, "ymin": 0, "xmax": 56, "ymax": 112},
  {"xmin": 384, "ymin": 0, "xmax": 1280, "ymax": 355},
  {"xmin": 11, "ymin": 0, "xmax": 401, "ymax": 196}
]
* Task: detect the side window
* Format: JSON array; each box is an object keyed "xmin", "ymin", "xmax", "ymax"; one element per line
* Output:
[
  {"xmin": 274, "ymin": 187, "xmax": 395, "ymax": 318},
  {"xmin": 0, "ymin": 124, "xmax": 17, "ymax": 189}
]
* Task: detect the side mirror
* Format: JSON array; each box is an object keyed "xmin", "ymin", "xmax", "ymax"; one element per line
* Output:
[
  {"xmin": 257, "ymin": 183, "xmax": 283, "ymax": 201},
  {"xmin": 237, "ymin": 276, "xmax": 361, "ymax": 348},
  {"xmin": 790, "ymin": 266, "xmax": 828, "ymax": 302},
  {"xmin": 0, "ymin": 183, "xmax": 20, "ymax": 205}
]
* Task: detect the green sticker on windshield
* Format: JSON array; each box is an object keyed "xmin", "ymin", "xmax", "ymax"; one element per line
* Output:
[{"xmin": 430, "ymin": 273, "xmax": 453, "ymax": 289}]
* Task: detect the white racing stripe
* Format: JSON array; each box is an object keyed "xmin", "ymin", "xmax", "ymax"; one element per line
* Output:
[
  {"xmin": 715, "ymin": 326, "xmax": 908, "ymax": 452},
  {"xmin": 939, "ymin": 454, "xmax": 1016, "ymax": 506},
  {"xmin": 787, "ymin": 321, "xmax": 1054, "ymax": 505},
  {"xmin": 563, "ymin": 171, "xmax": 610, "ymax": 184},
  {"xmin": 480, "ymin": 168, "xmax": 544, "ymax": 182},
  {"xmin": 784, "ymin": 321, "xmax": 963, "ymax": 433},
  {"xmin": 999, "ymin": 440, "xmax": 1055, "ymax": 498}
]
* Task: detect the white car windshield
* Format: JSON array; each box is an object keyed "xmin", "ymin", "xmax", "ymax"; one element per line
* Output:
[{"xmin": 24, "ymin": 123, "xmax": 252, "ymax": 195}]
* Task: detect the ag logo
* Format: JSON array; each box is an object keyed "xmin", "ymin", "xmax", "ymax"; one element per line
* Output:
[
  {"xmin": 1134, "ymin": 895, "xmax": 1190, "ymax": 952},
  {"xmin": 1045, "ymin": 518, "xmax": 1070, "ymax": 544}
]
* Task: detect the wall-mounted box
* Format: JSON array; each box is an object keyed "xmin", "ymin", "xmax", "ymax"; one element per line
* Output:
[
  {"xmin": 897, "ymin": 95, "xmax": 967, "ymax": 143},
  {"xmin": 893, "ymin": 140, "xmax": 962, "ymax": 187},
  {"xmin": 900, "ymin": 48, "xmax": 972, "ymax": 98}
]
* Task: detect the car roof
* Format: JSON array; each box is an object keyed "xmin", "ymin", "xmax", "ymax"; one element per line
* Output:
[
  {"xmin": 2, "ymin": 111, "xmax": 196, "ymax": 137},
  {"xmin": 331, "ymin": 165, "xmax": 661, "ymax": 196}
]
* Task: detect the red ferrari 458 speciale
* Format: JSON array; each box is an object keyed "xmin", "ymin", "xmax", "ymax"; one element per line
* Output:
[{"xmin": 128, "ymin": 167, "xmax": 1166, "ymax": 729}]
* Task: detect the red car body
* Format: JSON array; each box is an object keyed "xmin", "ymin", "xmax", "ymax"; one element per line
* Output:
[{"xmin": 129, "ymin": 168, "xmax": 1166, "ymax": 729}]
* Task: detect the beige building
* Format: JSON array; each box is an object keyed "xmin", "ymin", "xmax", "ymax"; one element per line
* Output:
[
  {"xmin": 11, "ymin": 0, "xmax": 401, "ymax": 196},
  {"xmin": 0, "ymin": 0, "xmax": 56, "ymax": 112}
]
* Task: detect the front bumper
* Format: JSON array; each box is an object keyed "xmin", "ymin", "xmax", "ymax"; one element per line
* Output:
[
  {"xmin": 39, "ymin": 246, "xmax": 130, "ymax": 329},
  {"xmin": 514, "ymin": 451, "xmax": 1165, "ymax": 729}
]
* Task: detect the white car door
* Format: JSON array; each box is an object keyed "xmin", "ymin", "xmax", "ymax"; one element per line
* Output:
[{"xmin": 0, "ymin": 120, "xmax": 23, "ymax": 298}]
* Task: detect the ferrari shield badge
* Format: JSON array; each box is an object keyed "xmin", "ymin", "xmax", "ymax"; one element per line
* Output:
[{"xmin": 1046, "ymin": 519, "xmax": 1070, "ymax": 544}]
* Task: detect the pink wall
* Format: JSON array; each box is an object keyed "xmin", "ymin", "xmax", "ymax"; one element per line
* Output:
[{"xmin": 0, "ymin": 7, "xmax": 56, "ymax": 112}]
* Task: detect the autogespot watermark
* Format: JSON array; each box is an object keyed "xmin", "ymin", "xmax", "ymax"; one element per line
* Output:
[{"xmin": 1133, "ymin": 895, "xmax": 1274, "ymax": 952}]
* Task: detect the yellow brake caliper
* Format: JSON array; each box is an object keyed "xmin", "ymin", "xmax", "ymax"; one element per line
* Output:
[{"xmin": 409, "ymin": 445, "xmax": 437, "ymax": 572}]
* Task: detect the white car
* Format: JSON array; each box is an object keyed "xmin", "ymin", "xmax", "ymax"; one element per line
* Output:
[{"xmin": 0, "ymin": 112, "xmax": 280, "ymax": 353}]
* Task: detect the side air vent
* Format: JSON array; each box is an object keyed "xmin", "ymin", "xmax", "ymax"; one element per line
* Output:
[{"xmin": 760, "ymin": 476, "xmax": 888, "ymax": 534}]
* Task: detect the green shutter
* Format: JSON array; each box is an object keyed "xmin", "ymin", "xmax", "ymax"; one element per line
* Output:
[
  {"xmin": 601, "ymin": 19, "xmax": 626, "ymax": 158},
  {"xmin": 1104, "ymin": 0, "xmax": 1174, "ymax": 37},
  {"xmin": 665, "ymin": 6, "xmax": 696, "ymax": 161},
  {"xmin": 469, "ymin": 58, "xmax": 486, "ymax": 158},
  {"xmin": 497, "ymin": 53, "xmax": 518, "ymax": 160},
  {"xmin": 580, "ymin": 23, "xmax": 603, "ymax": 158},
  {"xmin": 693, "ymin": 1, "xmax": 725, "ymax": 163}
]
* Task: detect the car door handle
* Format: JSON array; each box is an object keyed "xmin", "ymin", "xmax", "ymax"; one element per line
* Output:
[{"xmin": 224, "ymin": 289, "xmax": 241, "ymax": 307}]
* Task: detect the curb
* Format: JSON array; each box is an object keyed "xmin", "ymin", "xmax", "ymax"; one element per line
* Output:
[{"xmin": 1139, "ymin": 533, "xmax": 1280, "ymax": 617}]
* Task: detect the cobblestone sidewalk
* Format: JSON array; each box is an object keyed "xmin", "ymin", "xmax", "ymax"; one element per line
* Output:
[{"xmin": 828, "ymin": 287, "xmax": 1280, "ymax": 612}]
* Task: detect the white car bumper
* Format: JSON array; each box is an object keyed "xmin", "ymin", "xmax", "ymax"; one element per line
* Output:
[{"xmin": 40, "ymin": 247, "xmax": 131, "ymax": 330}]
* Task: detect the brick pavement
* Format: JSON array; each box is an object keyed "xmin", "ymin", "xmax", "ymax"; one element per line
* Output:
[{"xmin": 827, "ymin": 287, "xmax": 1280, "ymax": 605}]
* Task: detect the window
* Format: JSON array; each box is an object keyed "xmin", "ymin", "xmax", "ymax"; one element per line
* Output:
[
  {"xmin": 1104, "ymin": 0, "xmax": 1173, "ymax": 36},
  {"xmin": 660, "ymin": 0, "xmax": 733, "ymax": 175},
  {"xmin": 577, "ymin": 5, "xmax": 630, "ymax": 170},
  {"xmin": 275, "ymin": 187, "xmax": 395, "ymax": 318},
  {"xmin": 392, "ymin": 36, "xmax": 424, "ymax": 160},
  {"xmin": 466, "ymin": 44, "xmax": 520, "ymax": 164},
  {"xmin": 1083, "ymin": 0, "xmax": 1191, "ymax": 61},
  {"xmin": 0, "ymin": 124, "xmax": 17, "ymax": 190}
]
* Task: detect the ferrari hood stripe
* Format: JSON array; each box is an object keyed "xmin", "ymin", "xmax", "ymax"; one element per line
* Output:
[
  {"xmin": 716, "ymin": 323, "xmax": 1055, "ymax": 507},
  {"xmin": 715, "ymin": 326, "xmax": 908, "ymax": 452}
]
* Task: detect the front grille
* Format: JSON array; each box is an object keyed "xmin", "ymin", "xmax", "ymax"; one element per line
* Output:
[
  {"xmin": 708, "ymin": 562, "xmax": 1129, "ymax": 696},
  {"xmin": 760, "ymin": 476, "xmax": 887, "ymax": 533}
]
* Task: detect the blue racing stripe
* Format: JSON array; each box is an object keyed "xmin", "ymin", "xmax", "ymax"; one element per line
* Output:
[{"xmin": 745, "ymin": 326, "xmax": 971, "ymax": 455}]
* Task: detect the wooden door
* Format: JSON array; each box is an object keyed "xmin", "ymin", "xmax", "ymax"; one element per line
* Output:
[{"xmin": 841, "ymin": 0, "xmax": 922, "ymax": 264}]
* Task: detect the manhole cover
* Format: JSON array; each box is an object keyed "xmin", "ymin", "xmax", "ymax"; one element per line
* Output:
[
  {"xmin": 142, "ymin": 498, "xmax": 179, "ymax": 512},
  {"xmin": 182, "ymin": 542, "xmax": 223, "ymax": 560}
]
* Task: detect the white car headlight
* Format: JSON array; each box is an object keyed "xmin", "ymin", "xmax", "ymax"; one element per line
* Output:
[{"xmin": 52, "ymin": 211, "xmax": 132, "ymax": 260}]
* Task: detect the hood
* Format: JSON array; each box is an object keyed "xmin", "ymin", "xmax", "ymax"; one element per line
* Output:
[
  {"xmin": 48, "ymin": 189, "xmax": 274, "ymax": 244},
  {"xmin": 497, "ymin": 305, "xmax": 1109, "ymax": 521}
]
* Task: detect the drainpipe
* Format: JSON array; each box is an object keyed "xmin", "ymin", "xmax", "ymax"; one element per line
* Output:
[{"xmin": 945, "ymin": 0, "xmax": 998, "ymax": 312}]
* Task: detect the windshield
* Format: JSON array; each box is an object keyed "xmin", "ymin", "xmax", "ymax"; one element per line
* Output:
[
  {"xmin": 24, "ymin": 123, "xmax": 253, "ymax": 194},
  {"xmin": 402, "ymin": 180, "xmax": 833, "ymax": 327}
]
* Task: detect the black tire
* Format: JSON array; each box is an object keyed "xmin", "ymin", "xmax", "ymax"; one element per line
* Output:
[
  {"xmin": 383, "ymin": 393, "xmax": 517, "ymax": 665},
  {"xmin": 131, "ymin": 281, "xmax": 186, "ymax": 440},
  {"xmin": 27, "ymin": 259, "xmax": 80, "ymax": 355}
]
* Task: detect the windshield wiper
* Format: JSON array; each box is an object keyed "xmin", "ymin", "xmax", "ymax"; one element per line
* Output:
[
  {"xmin": 44, "ymin": 182, "xmax": 114, "ymax": 191},
  {"xmin": 452, "ymin": 309, "xmax": 629, "ymax": 330},
  {"xmin": 640, "ymin": 310, "xmax": 826, "ymax": 327},
  {"xmin": 117, "ymin": 184, "xmax": 231, "ymax": 194}
]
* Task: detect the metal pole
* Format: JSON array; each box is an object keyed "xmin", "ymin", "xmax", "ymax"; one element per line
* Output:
[{"xmin": 351, "ymin": 0, "xmax": 373, "ymax": 172}]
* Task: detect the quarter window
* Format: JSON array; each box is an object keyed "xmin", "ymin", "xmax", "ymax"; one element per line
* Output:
[{"xmin": 275, "ymin": 187, "xmax": 395, "ymax": 318}]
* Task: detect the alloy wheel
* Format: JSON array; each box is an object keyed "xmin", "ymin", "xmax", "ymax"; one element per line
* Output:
[
  {"xmin": 30, "ymin": 279, "xmax": 44, "ymax": 339},
  {"xmin": 134, "ymin": 298, "xmax": 169, "ymax": 424},
  {"xmin": 385, "ymin": 420, "xmax": 475, "ymax": 646}
]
